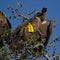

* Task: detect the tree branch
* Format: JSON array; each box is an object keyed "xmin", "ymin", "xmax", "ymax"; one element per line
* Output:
[{"xmin": 15, "ymin": 9, "xmax": 30, "ymax": 20}]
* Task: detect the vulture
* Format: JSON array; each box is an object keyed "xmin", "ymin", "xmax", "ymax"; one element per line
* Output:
[
  {"xmin": 0, "ymin": 11, "xmax": 11, "ymax": 48},
  {"xmin": 10, "ymin": 8, "xmax": 55, "ymax": 54}
]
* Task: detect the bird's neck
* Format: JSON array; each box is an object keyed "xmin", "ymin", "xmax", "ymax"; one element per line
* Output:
[
  {"xmin": 42, "ymin": 20, "xmax": 47, "ymax": 24},
  {"xmin": 36, "ymin": 16, "xmax": 41, "ymax": 22}
]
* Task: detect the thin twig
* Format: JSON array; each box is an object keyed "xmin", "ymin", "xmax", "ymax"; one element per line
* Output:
[
  {"xmin": 15, "ymin": 9, "xmax": 30, "ymax": 20},
  {"xmin": 45, "ymin": 54, "xmax": 51, "ymax": 60}
]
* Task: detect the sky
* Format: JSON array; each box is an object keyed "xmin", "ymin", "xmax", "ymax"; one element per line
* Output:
[{"xmin": 0, "ymin": 0, "xmax": 60, "ymax": 59}]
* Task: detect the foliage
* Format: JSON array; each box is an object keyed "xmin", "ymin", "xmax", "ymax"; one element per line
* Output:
[
  {"xmin": 0, "ymin": 45, "xmax": 11, "ymax": 60},
  {"xmin": 0, "ymin": 30, "xmax": 11, "ymax": 60},
  {"xmin": 0, "ymin": 2, "xmax": 60, "ymax": 60}
]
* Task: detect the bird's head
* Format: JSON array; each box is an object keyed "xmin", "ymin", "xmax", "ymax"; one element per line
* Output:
[{"xmin": 35, "ymin": 12, "xmax": 41, "ymax": 22}]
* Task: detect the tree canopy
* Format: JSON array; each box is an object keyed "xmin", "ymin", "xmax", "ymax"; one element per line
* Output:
[{"xmin": 0, "ymin": 2, "xmax": 60, "ymax": 60}]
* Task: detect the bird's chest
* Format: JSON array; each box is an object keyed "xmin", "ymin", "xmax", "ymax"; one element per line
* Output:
[
  {"xmin": 32, "ymin": 19, "xmax": 41, "ymax": 31},
  {"xmin": 40, "ymin": 21, "xmax": 48, "ymax": 37}
]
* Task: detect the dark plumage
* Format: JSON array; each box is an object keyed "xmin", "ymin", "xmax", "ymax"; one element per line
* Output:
[
  {"xmin": 42, "ymin": 8, "xmax": 47, "ymax": 13},
  {"xmin": 0, "ymin": 11, "xmax": 11, "ymax": 48},
  {"xmin": 10, "ymin": 10, "xmax": 55, "ymax": 53}
]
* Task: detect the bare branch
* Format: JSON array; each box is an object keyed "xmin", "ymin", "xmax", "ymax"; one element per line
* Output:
[
  {"xmin": 45, "ymin": 54, "xmax": 51, "ymax": 60},
  {"xmin": 44, "ymin": 54, "xmax": 60, "ymax": 60},
  {"xmin": 47, "ymin": 37, "xmax": 60, "ymax": 47},
  {"xmin": 51, "ymin": 55, "xmax": 58, "ymax": 60},
  {"xmin": 15, "ymin": 9, "xmax": 29, "ymax": 20},
  {"xmin": 26, "ymin": 9, "xmax": 36, "ymax": 15}
]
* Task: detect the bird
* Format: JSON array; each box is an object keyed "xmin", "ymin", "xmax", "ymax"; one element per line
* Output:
[
  {"xmin": 0, "ymin": 11, "xmax": 11, "ymax": 48},
  {"xmin": 10, "ymin": 8, "xmax": 55, "ymax": 54}
]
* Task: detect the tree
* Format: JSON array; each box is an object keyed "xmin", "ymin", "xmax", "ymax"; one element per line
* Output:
[{"xmin": 0, "ymin": 2, "xmax": 60, "ymax": 60}]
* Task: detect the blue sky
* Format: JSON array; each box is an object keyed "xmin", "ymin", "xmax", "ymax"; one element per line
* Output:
[{"xmin": 0, "ymin": 0, "xmax": 60, "ymax": 58}]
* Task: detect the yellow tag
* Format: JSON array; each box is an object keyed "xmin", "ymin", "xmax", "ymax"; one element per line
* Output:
[{"xmin": 27, "ymin": 23, "xmax": 34, "ymax": 32}]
